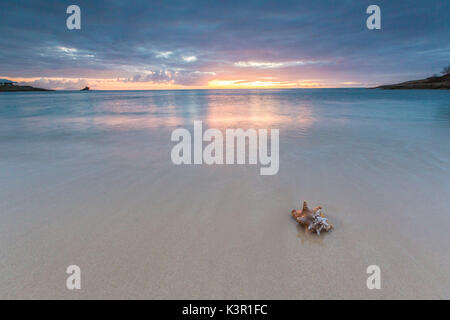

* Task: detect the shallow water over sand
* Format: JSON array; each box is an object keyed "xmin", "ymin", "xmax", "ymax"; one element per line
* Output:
[{"xmin": 0, "ymin": 89, "xmax": 449, "ymax": 299}]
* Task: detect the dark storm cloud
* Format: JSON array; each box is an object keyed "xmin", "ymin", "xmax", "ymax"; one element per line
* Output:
[{"xmin": 0, "ymin": 0, "xmax": 448, "ymax": 85}]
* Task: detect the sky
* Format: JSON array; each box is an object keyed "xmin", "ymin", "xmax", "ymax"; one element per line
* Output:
[{"xmin": 0, "ymin": 0, "xmax": 448, "ymax": 90}]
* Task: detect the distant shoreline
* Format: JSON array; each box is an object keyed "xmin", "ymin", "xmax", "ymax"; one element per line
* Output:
[
  {"xmin": 0, "ymin": 85, "xmax": 53, "ymax": 92},
  {"xmin": 1, "ymin": 81, "xmax": 449, "ymax": 92},
  {"xmin": 373, "ymin": 74, "xmax": 450, "ymax": 89}
]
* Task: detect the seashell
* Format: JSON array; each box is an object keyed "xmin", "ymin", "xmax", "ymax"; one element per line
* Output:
[{"xmin": 291, "ymin": 201, "xmax": 333, "ymax": 235}]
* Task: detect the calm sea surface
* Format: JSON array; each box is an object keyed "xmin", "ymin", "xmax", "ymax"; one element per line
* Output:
[{"xmin": 1, "ymin": 89, "xmax": 449, "ymax": 133}]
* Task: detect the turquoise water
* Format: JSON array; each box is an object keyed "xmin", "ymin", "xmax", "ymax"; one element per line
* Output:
[
  {"xmin": 1, "ymin": 89, "xmax": 448, "ymax": 178},
  {"xmin": 1, "ymin": 89, "xmax": 449, "ymax": 133}
]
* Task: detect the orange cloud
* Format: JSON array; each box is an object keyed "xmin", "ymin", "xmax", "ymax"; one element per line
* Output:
[{"xmin": 207, "ymin": 79, "xmax": 324, "ymax": 89}]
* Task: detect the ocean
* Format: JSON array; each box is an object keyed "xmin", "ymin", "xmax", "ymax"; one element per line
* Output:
[{"xmin": 0, "ymin": 89, "xmax": 449, "ymax": 298}]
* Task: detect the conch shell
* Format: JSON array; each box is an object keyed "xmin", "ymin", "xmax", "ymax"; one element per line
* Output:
[{"xmin": 291, "ymin": 201, "xmax": 333, "ymax": 235}]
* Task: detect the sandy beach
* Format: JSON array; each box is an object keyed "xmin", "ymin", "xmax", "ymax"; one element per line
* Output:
[{"xmin": 0, "ymin": 89, "xmax": 449, "ymax": 299}]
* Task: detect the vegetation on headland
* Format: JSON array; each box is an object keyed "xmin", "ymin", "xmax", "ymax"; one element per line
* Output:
[
  {"xmin": 374, "ymin": 66, "xmax": 450, "ymax": 89},
  {"xmin": 0, "ymin": 84, "xmax": 53, "ymax": 92}
]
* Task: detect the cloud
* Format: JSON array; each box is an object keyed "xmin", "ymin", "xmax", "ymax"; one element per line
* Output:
[
  {"xmin": 123, "ymin": 70, "xmax": 174, "ymax": 83},
  {"xmin": 18, "ymin": 78, "xmax": 89, "ymax": 90},
  {"xmin": 120, "ymin": 69, "xmax": 216, "ymax": 85},
  {"xmin": 0, "ymin": 0, "xmax": 448, "ymax": 87},
  {"xmin": 155, "ymin": 51, "xmax": 173, "ymax": 58},
  {"xmin": 234, "ymin": 60, "xmax": 324, "ymax": 69},
  {"xmin": 182, "ymin": 56, "xmax": 197, "ymax": 62}
]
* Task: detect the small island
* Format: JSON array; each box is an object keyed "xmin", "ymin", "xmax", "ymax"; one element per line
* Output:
[
  {"xmin": 374, "ymin": 66, "xmax": 450, "ymax": 90},
  {"xmin": 80, "ymin": 86, "xmax": 90, "ymax": 91},
  {"xmin": 0, "ymin": 79, "xmax": 53, "ymax": 92}
]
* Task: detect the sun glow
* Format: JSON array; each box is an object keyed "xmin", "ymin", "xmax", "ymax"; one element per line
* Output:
[
  {"xmin": 207, "ymin": 79, "xmax": 324, "ymax": 89},
  {"xmin": 4, "ymin": 75, "xmax": 328, "ymax": 90}
]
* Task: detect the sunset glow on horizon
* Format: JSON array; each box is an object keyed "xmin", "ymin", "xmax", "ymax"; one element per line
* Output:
[{"xmin": 2, "ymin": 76, "xmax": 343, "ymax": 90}]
